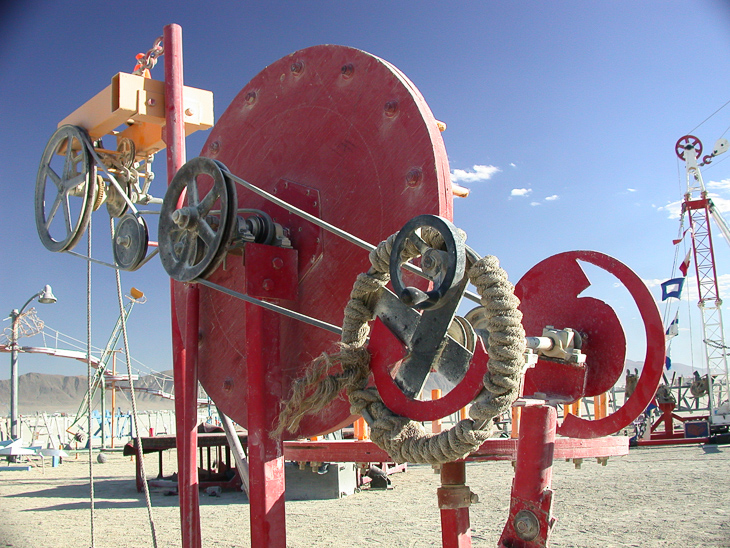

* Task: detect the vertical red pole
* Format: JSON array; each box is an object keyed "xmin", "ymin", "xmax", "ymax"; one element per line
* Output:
[
  {"xmin": 498, "ymin": 404, "xmax": 556, "ymax": 548},
  {"xmin": 439, "ymin": 462, "xmax": 472, "ymax": 548},
  {"xmin": 164, "ymin": 23, "xmax": 201, "ymax": 548},
  {"xmin": 245, "ymin": 302, "xmax": 287, "ymax": 547}
]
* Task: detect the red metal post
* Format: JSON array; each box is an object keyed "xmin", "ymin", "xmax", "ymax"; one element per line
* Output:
[
  {"xmin": 245, "ymin": 301, "xmax": 287, "ymax": 547},
  {"xmin": 438, "ymin": 461, "xmax": 473, "ymax": 548},
  {"xmin": 499, "ymin": 404, "xmax": 557, "ymax": 548},
  {"xmin": 164, "ymin": 23, "xmax": 201, "ymax": 548}
]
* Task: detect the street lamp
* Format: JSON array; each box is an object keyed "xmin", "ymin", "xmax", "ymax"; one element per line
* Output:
[{"xmin": 9, "ymin": 285, "xmax": 57, "ymax": 443}]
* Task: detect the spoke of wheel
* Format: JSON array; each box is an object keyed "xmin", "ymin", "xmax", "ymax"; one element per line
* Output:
[
  {"xmin": 197, "ymin": 222, "xmax": 216, "ymax": 247},
  {"xmin": 63, "ymin": 137, "xmax": 74, "ymax": 179},
  {"xmin": 64, "ymin": 173, "xmax": 87, "ymax": 193},
  {"xmin": 198, "ymin": 188, "xmax": 219, "ymax": 216},
  {"xmin": 63, "ymin": 194, "xmax": 73, "ymax": 235},
  {"xmin": 45, "ymin": 191, "xmax": 63, "ymax": 229},
  {"xmin": 46, "ymin": 166, "xmax": 62, "ymax": 190},
  {"xmin": 187, "ymin": 178, "xmax": 200, "ymax": 206},
  {"xmin": 184, "ymin": 233, "xmax": 198, "ymax": 267}
]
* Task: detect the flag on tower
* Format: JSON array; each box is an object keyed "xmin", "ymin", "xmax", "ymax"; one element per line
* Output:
[
  {"xmin": 665, "ymin": 312, "xmax": 679, "ymax": 339},
  {"xmin": 679, "ymin": 249, "xmax": 692, "ymax": 277},
  {"xmin": 661, "ymin": 278, "xmax": 685, "ymax": 300},
  {"xmin": 673, "ymin": 229, "xmax": 689, "ymax": 245}
]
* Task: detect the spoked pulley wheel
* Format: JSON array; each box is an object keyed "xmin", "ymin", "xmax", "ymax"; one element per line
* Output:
[
  {"xmin": 159, "ymin": 157, "xmax": 237, "ymax": 282},
  {"xmin": 675, "ymin": 135, "xmax": 703, "ymax": 161},
  {"xmin": 35, "ymin": 125, "xmax": 96, "ymax": 252}
]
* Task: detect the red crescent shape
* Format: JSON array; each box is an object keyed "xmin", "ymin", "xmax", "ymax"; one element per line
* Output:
[
  {"xmin": 517, "ymin": 251, "xmax": 664, "ymax": 439},
  {"xmin": 369, "ymin": 318, "xmax": 489, "ymax": 421}
]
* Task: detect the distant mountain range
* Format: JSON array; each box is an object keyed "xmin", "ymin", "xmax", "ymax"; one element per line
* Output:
[
  {"xmin": 624, "ymin": 358, "xmax": 698, "ymax": 382},
  {"xmin": 0, "ymin": 371, "xmax": 176, "ymax": 415}
]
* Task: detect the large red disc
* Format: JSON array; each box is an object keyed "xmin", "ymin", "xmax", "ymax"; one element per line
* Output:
[{"xmin": 172, "ymin": 45, "xmax": 452, "ymax": 438}]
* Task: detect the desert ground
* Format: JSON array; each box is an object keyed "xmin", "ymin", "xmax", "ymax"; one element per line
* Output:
[{"xmin": 0, "ymin": 443, "xmax": 728, "ymax": 547}]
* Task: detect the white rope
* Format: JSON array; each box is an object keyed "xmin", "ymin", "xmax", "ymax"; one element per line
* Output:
[
  {"xmin": 86, "ymin": 214, "xmax": 96, "ymax": 548},
  {"xmin": 276, "ymin": 229, "xmax": 526, "ymax": 464},
  {"xmin": 111, "ymin": 218, "xmax": 159, "ymax": 548}
]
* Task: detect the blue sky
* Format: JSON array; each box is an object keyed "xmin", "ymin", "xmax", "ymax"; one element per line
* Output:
[{"xmin": 2, "ymin": 1, "xmax": 730, "ymax": 381}]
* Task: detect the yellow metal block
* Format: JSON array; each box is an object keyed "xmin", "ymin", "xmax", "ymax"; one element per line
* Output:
[{"xmin": 58, "ymin": 72, "xmax": 214, "ymax": 156}]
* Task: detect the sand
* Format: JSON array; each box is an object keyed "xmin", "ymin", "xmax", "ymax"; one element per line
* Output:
[{"xmin": 0, "ymin": 444, "xmax": 728, "ymax": 547}]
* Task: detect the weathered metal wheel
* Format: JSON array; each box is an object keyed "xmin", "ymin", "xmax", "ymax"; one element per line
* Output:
[
  {"xmin": 105, "ymin": 178, "xmax": 131, "ymax": 218},
  {"xmin": 35, "ymin": 125, "xmax": 96, "ymax": 252},
  {"xmin": 112, "ymin": 214, "xmax": 149, "ymax": 271},
  {"xmin": 389, "ymin": 214, "xmax": 466, "ymax": 310},
  {"xmin": 117, "ymin": 137, "xmax": 136, "ymax": 169},
  {"xmin": 159, "ymin": 157, "xmax": 237, "ymax": 282}
]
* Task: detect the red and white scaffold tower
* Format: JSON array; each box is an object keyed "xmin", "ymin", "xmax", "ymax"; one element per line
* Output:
[{"xmin": 675, "ymin": 134, "xmax": 730, "ymax": 430}]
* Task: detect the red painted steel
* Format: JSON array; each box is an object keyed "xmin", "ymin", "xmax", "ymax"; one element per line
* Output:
[
  {"xmin": 439, "ymin": 462, "xmax": 472, "ymax": 548},
  {"xmin": 515, "ymin": 251, "xmax": 665, "ymax": 438},
  {"xmin": 369, "ymin": 318, "xmax": 489, "ymax": 421},
  {"xmin": 245, "ymin": 301, "xmax": 287, "ymax": 547},
  {"xmin": 499, "ymin": 405, "xmax": 557, "ymax": 548},
  {"xmin": 171, "ymin": 45, "xmax": 453, "ymax": 439},
  {"xmin": 282, "ymin": 435, "xmax": 629, "ymax": 463},
  {"xmin": 163, "ymin": 24, "xmax": 202, "ymax": 548}
]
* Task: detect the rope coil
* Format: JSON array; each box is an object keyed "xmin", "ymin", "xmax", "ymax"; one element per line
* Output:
[{"xmin": 275, "ymin": 229, "xmax": 525, "ymax": 464}]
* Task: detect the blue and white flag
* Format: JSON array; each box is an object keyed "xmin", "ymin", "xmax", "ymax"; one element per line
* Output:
[
  {"xmin": 661, "ymin": 278, "xmax": 685, "ymax": 301},
  {"xmin": 665, "ymin": 313, "xmax": 679, "ymax": 339}
]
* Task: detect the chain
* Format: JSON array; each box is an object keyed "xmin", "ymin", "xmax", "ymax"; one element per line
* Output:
[{"xmin": 133, "ymin": 36, "xmax": 164, "ymax": 76}]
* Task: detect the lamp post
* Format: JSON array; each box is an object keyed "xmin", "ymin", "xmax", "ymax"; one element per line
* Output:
[{"xmin": 9, "ymin": 285, "xmax": 57, "ymax": 443}]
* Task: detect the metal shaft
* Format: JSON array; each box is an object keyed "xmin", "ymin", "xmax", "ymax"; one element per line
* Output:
[
  {"xmin": 223, "ymin": 170, "xmax": 482, "ymax": 305},
  {"xmin": 9, "ymin": 310, "xmax": 19, "ymax": 442}
]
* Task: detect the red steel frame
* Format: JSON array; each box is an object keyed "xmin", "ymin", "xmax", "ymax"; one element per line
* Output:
[{"xmin": 161, "ymin": 26, "xmax": 633, "ymax": 548}]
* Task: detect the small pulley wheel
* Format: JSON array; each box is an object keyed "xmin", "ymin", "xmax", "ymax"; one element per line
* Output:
[
  {"xmin": 106, "ymin": 178, "xmax": 131, "ymax": 218},
  {"xmin": 389, "ymin": 214, "xmax": 466, "ymax": 310},
  {"xmin": 35, "ymin": 125, "xmax": 96, "ymax": 252},
  {"xmin": 158, "ymin": 157, "xmax": 237, "ymax": 282},
  {"xmin": 113, "ymin": 214, "xmax": 149, "ymax": 271},
  {"xmin": 117, "ymin": 137, "xmax": 136, "ymax": 169},
  {"xmin": 675, "ymin": 135, "xmax": 702, "ymax": 161}
]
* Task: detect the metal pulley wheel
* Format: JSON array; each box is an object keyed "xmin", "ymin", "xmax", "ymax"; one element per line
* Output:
[
  {"xmin": 112, "ymin": 214, "xmax": 149, "ymax": 271},
  {"xmin": 35, "ymin": 125, "xmax": 96, "ymax": 252},
  {"xmin": 675, "ymin": 135, "xmax": 702, "ymax": 161},
  {"xmin": 117, "ymin": 137, "xmax": 136, "ymax": 169},
  {"xmin": 105, "ymin": 178, "xmax": 131, "ymax": 218},
  {"xmin": 159, "ymin": 157, "xmax": 237, "ymax": 282},
  {"xmin": 389, "ymin": 214, "xmax": 466, "ymax": 310}
]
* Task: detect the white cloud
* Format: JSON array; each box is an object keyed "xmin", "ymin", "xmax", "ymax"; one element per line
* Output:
[
  {"xmin": 450, "ymin": 164, "xmax": 501, "ymax": 183},
  {"xmin": 658, "ymin": 200, "xmax": 683, "ymax": 219},
  {"xmin": 627, "ymin": 188, "xmax": 637, "ymax": 192},
  {"xmin": 509, "ymin": 162, "xmax": 517, "ymax": 168},
  {"xmin": 530, "ymin": 201, "xmax": 541, "ymax": 207},
  {"xmin": 707, "ymin": 178, "xmax": 730, "ymax": 191},
  {"xmin": 511, "ymin": 188, "xmax": 532, "ymax": 197},
  {"xmin": 708, "ymin": 194, "xmax": 730, "ymax": 214},
  {"xmin": 545, "ymin": 194, "xmax": 559, "ymax": 201}
]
